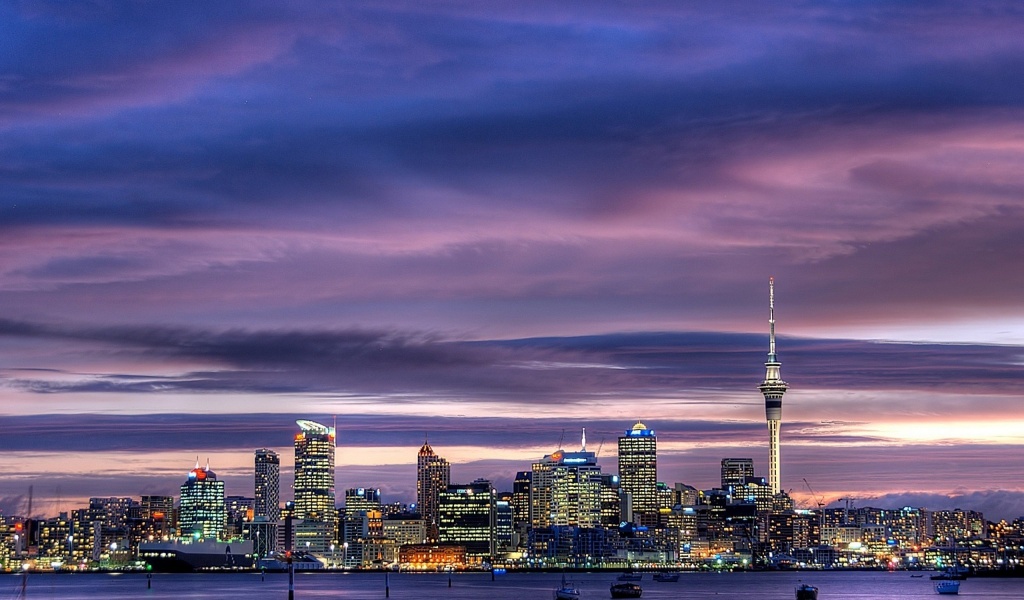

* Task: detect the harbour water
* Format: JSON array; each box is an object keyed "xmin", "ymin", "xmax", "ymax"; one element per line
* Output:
[{"xmin": 3, "ymin": 571, "xmax": 1024, "ymax": 599}]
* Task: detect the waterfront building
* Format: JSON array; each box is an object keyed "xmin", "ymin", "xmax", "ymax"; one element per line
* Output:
[
  {"xmin": 417, "ymin": 440, "xmax": 450, "ymax": 541},
  {"xmin": 757, "ymin": 278, "xmax": 789, "ymax": 495},
  {"xmin": 438, "ymin": 479, "xmax": 495, "ymax": 561},
  {"xmin": 69, "ymin": 508, "xmax": 100, "ymax": 563},
  {"xmin": 495, "ymin": 496, "xmax": 515, "ymax": 552},
  {"xmin": 254, "ymin": 448, "xmax": 281, "ymax": 522},
  {"xmin": 225, "ymin": 495, "xmax": 254, "ymax": 537},
  {"xmin": 767, "ymin": 510, "xmax": 820, "ymax": 554},
  {"xmin": 618, "ymin": 421, "xmax": 658, "ymax": 527},
  {"xmin": 885, "ymin": 506, "xmax": 928, "ymax": 547},
  {"xmin": 383, "ymin": 513, "xmax": 427, "ymax": 547},
  {"xmin": 932, "ymin": 509, "xmax": 986, "ymax": 543},
  {"xmin": 139, "ymin": 495, "xmax": 175, "ymax": 538},
  {"xmin": 128, "ymin": 495, "xmax": 176, "ymax": 553},
  {"xmin": 293, "ymin": 420, "xmax": 336, "ymax": 523},
  {"xmin": 178, "ymin": 461, "xmax": 226, "ymax": 541},
  {"xmin": 399, "ymin": 543, "xmax": 466, "ymax": 570},
  {"xmin": 294, "ymin": 519, "xmax": 335, "ymax": 557},
  {"xmin": 36, "ymin": 513, "xmax": 72, "ymax": 564},
  {"xmin": 242, "ymin": 518, "xmax": 277, "ymax": 558},
  {"xmin": 342, "ymin": 487, "xmax": 383, "ymax": 566}
]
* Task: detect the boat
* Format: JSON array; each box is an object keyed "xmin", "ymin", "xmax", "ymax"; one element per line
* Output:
[
  {"xmin": 138, "ymin": 539, "xmax": 255, "ymax": 572},
  {"xmin": 931, "ymin": 567, "xmax": 968, "ymax": 580},
  {"xmin": 935, "ymin": 580, "xmax": 960, "ymax": 595},
  {"xmin": 795, "ymin": 583, "xmax": 818, "ymax": 600},
  {"xmin": 617, "ymin": 570, "xmax": 643, "ymax": 581},
  {"xmin": 554, "ymin": 573, "xmax": 581, "ymax": 600},
  {"xmin": 610, "ymin": 582, "xmax": 643, "ymax": 598},
  {"xmin": 652, "ymin": 571, "xmax": 679, "ymax": 582}
]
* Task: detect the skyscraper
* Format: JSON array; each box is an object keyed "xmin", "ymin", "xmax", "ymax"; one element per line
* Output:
[
  {"xmin": 254, "ymin": 448, "xmax": 280, "ymax": 522},
  {"xmin": 758, "ymin": 277, "xmax": 788, "ymax": 495},
  {"xmin": 530, "ymin": 434, "xmax": 608, "ymax": 529},
  {"xmin": 293, "ymin": 420, "xmax": 336, "ymax": 522},
  {"xmin": 438, "ymin": 479, "xmax": 495, "ymax": 561},
  {"xmin": 617, "ymin": 420, "xmax": 658, "ymax": 527},
  {"xmin": 720, "ymin": 458, "xmax": 755, "ymax": 490},
  {"xmin": 178, "ymin": 460, "xmax": 226, "ymax": 540},
  {"xmin": 416, "ymin": 440, "xmax": 450, "ymax": 541}
]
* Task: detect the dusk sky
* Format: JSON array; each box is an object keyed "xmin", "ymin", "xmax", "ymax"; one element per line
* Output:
[{"xmin": 1, "ymin": 1, "xmax": 1023, "ymax": 521}]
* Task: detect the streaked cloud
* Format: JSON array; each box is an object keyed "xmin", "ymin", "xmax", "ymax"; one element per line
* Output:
[{"xmin": 0, "ymin": 1, "xmax": 1022, "ymax": 518}]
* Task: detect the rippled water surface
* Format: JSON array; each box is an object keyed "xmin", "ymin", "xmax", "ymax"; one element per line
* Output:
[{"xmin": 2, "ymin": 571, "xmax": 1023, "ymax": 599}]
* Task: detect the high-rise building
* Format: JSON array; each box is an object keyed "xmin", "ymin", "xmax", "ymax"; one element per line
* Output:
[
  {"xmin": 416, "ymin": 440, "xmax": 450, "ymax": 541},
  {"xmin": 618, "ymin": 420, "xmax": 658, "ymax": 527},
  {"xmin": 438, "ymin": 479, "xmax": 495, "ymax": 561},
  {"xmin": 254, "ymin": 448, "xmax": 281, "ymax": 522},
  {"xmin": 511, "ymin": 471, "xmax": 532, "ymax": 548},
  {"xmin": 720, "ymin": 458, "xmax": 755, "ymax": 490},
  {"xmin": 530, "ymin": 435, "xmax": 607, "ymax": 529},
  {"xmin": 342, "ymin": 487, "xmax": 383, "ymax": 567},
  {"xmin": 758, "ymin": 278, "xmax": 788, "ymax": 495},
  {"xmin": 135, "ymin": 495, "xmax": 175, "ymax": 544},
  {"xmin": 178, "ymin": 461, "xmax": 226, "ymax": 540},
  {"xmin": 293, "ymin": 420, "xmax": 336, "ymax": 522}
]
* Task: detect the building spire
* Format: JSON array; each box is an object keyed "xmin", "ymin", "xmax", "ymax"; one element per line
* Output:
[
  {"xmin": 768, "ymin": 276, "xmax": 777, "ymax": 363},
  {"xmin": 581, "ymin": 427, "xmax": 587, "ymax": 452}
]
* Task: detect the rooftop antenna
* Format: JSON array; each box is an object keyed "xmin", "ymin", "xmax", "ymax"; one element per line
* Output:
[
  {"xmin": 581, "ymin": 427, "xmax": 587, "ymax": 452},
  {"xmin": 557, "ymin": 429, "xmax": 565, "ymax": 450},
  {"xmin": 768, "ymin": 276, "xmax": 777, "ymax": 363}
]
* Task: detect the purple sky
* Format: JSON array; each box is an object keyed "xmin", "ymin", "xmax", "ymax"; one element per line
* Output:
[{"xmin": 1, "ymin": 1, "xmax": 1023, "ymax": 521}]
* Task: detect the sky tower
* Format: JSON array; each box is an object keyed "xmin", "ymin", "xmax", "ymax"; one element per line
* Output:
[{"xmin": 758, "ymin": 277, "xmax": 788, "ymax": 495}]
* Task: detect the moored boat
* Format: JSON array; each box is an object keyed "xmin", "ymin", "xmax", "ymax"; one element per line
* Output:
[
  {"xmin": 652, "ymin": 571, "xmax": 679, "ymax": 582},
  {"xmin": 795, "ymin": 583, "xmax": 818, "ymax": 600},
  {"xmin": 610, "ymin": 582, "xmax": 643, "ymax": 598},
  {"xmin": 935, "ymin": 580, "xmax": 960, "ymax": 595},
  {"xmin": 617, "ymin": 570, "xmax": 643, "ymax": 581},
  {"xmin": 554, "ymin": 573, "xmax": 581, "ymax": 600}
]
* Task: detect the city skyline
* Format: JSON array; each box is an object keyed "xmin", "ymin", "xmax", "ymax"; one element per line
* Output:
[{"xmin": 1, "ymin": 2, "xmax": 1023, "ymax": 522}]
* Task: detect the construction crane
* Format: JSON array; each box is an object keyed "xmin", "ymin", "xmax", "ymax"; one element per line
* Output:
[
  {"xmin": 803, "ymin": 478, "xmax": 825, "ymax": 535},
  {"xmin": 802, "ymin": 478, "xmax": 825, "ymax": 510}
]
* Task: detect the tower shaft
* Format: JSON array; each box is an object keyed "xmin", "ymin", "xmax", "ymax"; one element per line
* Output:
[{"xmin": 758, "ymin": 277, "xmax": 788, "ymax": 495}]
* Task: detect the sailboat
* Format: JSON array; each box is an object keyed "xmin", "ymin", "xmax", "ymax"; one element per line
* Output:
[{"xmin": 553, "ymin": 573, "xmax": 581, "ymax": 600}]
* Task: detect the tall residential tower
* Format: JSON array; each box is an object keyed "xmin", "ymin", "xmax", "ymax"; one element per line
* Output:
[
  {"xmin": 757, "ymin": 277, "xmax": 788, "ymax": 495},
  {"xmin": 617, "ymin": 421, "xmax": 658, "ymax": 527},
  {"xmin": 254, "ymin": 448, "xmax": 280, "ymax": 522},
  {"xmin": 293, "ymin": 420, "xmax": 336, "ymax": 522},
  {"xmin": 417, "ymin": 440, "xmax": 450, "ymax": 541}
]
